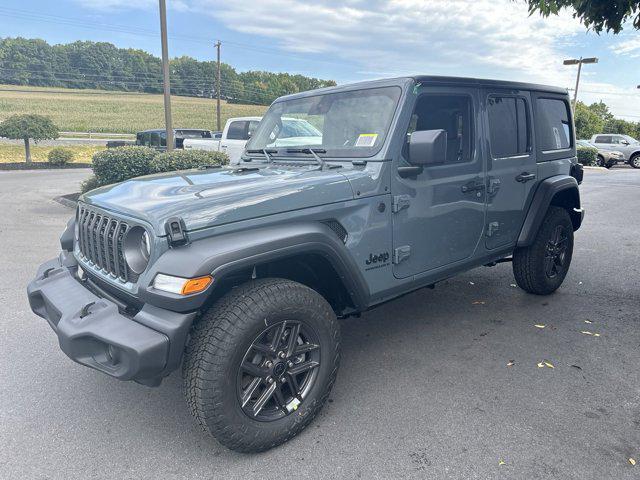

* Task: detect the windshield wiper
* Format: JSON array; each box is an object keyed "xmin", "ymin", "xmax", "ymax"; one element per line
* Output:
[
  {"xmin": 246, "ymin": 148, "xmax": 277, "ymax": 163},
  {"xmin": 286, "ymin": 148, "xmax": 327, "ymax": 169}
]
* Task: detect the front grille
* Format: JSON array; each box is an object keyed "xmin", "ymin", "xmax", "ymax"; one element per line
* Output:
[{"xmin": 77, "ymin": 204, "xmax": 131, "ymax": 282}]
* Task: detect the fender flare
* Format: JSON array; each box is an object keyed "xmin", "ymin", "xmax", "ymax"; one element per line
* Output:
[
  {"xmin": 517, "ymin": 175, "xmax": 582, "ymax": 247},
  {"xmin": 139, "ymin": 222, "xmax": 370, "ymax": 313}
]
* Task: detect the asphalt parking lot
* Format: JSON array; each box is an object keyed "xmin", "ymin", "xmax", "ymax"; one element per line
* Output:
[{"xmin": 1, "ymin": 166, "xmax": 639, "ymax": 480}]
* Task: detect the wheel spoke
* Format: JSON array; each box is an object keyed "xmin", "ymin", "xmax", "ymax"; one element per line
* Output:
[
  {"xmin": 251, "ymin": 342, "xmax": 273, "ymax": 355},
  {"xmin": 270, "ymin": 321, "xmax": 287, "ymax": 351},
  {"xmin": 241, "ymin": 377, "xmax": 262, "ymax": 408},
  {"xmin": 544, "ymin": 255, "xmax": 556, "ymax": 277},
  {"xmin": 241, "ymin": 361, "xmax": 268, "ymax": 378},
  {"xmin": 253, "ymin": 381, "xmax": 277, "ymax": 416},
  {"xmin": 286, "ymin": 323, "xmax": 301, "ymax": 357},
  {"xmin": 289, "ymin": 360, "xmax": 319, "ymax": 376},
  {"xmin": 287, "ymin": 373, "xmax": 301, "ymax": 396},
  {"xmin": 272, "ymin": 385, "xmax": 287, "ymax": 411},
  {"xmin": 294, "ymin": 342, "xmax": 320, "ymax": 355}
]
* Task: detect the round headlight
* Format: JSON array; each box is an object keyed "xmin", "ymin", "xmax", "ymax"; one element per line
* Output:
[{"xmin": 123, "ymin": 226, "xmax": 152, "ymax": 275}]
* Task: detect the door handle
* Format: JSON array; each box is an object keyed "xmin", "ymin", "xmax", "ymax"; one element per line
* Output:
[
  {"xmin": 515, "ymin": 172, "xmax": 536, "ymax": 183},
  {"xmin": 461, "ymin": 181, "xmax": 485, "ymax": 193}
]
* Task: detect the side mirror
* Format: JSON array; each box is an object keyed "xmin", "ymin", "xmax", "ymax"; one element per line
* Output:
[
  {"xmin": 409, "ymin": 129, "xmax": 447, "ymax": 166},
  {"xmin": 622, "ymin": 140, "xmax": 630, "ymax": 146}
]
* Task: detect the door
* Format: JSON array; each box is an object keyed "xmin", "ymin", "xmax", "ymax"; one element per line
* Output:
[
  {"xmin": 221, "ymin": 120, "xmax": 260, "ymax": 164},
  {"xmin": 592, "ymin": 135, "xmax": 614, "ymax": 152},
  {"xmin": 483, "ymin": 91, "xmax": 536, "ymax": 249},
  {"xmin": 392, "ymin": 87, "xmax": 486, "ymax": 279}
]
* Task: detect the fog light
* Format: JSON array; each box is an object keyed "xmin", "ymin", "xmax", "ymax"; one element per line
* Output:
[{"xmin": 153, "ymin": 274, "xmax": 212, "ymax": 295}]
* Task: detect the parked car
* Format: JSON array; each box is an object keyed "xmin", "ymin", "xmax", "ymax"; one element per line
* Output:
[
  {"xmin": 27, "ymin": 75, "xmax": 584, "ymax": 453},
  {"xmin": 136, "ymin": 128, "xmax": 213, "ymax": 150},
  {"xmin": 589, "ymin": 134, "xmax": 640, "ymax": 168},
  {"xmin": 183, "ymin": 117, "xmax": 261, "ymax": 164},
  {"xmin": 184, "ymin": 117, "xmax": 322, "ymax": 164},
  {"xmin": 576, "ymin": 139, "xmax": 624, "ymax": 168}
]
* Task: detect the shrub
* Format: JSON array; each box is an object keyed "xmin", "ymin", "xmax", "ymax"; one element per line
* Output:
[
  {"xmin": 150, "ymin": 149, "xmax": 229, "ymax": 173},
  {"xmin": 80, "ymin": 175, "xmax": 101, "ymax": 193},
  {"xmin": 577, "ymin": 146, "xmax": 597, "ymax": 166},
  {"xmin": 47, "ymin": 147, "xmax": 74, "ymax": 165},
  {"xmin": 91, "ymin": 146, "xmax": 157, "ymax": 186}
]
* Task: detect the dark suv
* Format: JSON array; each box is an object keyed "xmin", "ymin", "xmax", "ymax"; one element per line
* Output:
[
  {"xmin": 28, "ymin": 76, "xmax": 584, "ymax": 453},
  {"xmin": 136, "ymin": 128, "xmax": 213, "ymax": 149}
]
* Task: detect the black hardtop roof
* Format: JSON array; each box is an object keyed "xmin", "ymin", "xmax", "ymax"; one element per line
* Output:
[{"xmin": 275, "ymin": 75, "xmax": 568, "ymax": 102}]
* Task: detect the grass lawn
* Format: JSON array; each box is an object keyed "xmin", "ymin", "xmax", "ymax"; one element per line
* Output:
[
  {"xmin": 0, "ymin": 84, "xmax": 268, "ymax": 134},
  {"xmin": 0, "ymin": 144, "xmax": 104, "ymax": 164}
]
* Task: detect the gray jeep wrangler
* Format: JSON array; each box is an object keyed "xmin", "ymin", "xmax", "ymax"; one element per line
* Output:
[{"xmin": 27, "ymin": 76, "xmax": 584, "ymax": 453}]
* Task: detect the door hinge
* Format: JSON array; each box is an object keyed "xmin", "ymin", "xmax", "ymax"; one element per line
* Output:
[
  {"xmin": 393, "ymin": 245, "xmax": 411, "ymax": 264},
  {"xmin": 487, "ymin": 178, "xmax": 501, "ymax": 196},
  {"xmin": 486, "ymin": 222, "xmax": 499, "ymax": 237},
  {"xmin": 392, "ymin": 195, "xmax": 411, "ymax": 213}
]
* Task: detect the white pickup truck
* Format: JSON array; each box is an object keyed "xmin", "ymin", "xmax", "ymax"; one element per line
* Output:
[
  {"xmin": 183, "ymin": 117, "xmax": 261, "ymax": 165},
  {"xmin": 184, "ymin": 116, "xmax": 322, "ymax": 164}
]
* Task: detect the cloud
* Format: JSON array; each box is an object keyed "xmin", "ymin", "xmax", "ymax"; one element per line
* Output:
[
  {"xmin": 611, "ymin": 35, "xmax": 640, "ymax": 58},
  {"xmin": 188, "ymin": 0, "xmax": 585, "ymax": 87}
]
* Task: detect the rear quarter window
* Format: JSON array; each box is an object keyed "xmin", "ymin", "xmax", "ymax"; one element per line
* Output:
[
  {"xmin": 532, "ymin": 95, "xmax": 576, "ymax": 163},
  {"xmin": 536, "ymin": 97, "xmax": 572, "ymax": 152}
]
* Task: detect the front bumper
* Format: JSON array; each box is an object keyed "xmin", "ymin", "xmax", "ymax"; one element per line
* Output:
[{"xmin": 27, "ymin": 253, "xmax": 196, "ymax": 385}]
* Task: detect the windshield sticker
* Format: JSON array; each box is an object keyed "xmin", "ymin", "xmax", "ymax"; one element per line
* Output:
[{"xmin": 355, "ymin": 133, "xmax": 378, "ymax": 147}]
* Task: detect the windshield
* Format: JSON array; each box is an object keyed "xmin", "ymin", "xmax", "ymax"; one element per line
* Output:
[
  {"xmin": 246, "ymin": 86, "xmax": 402, "ymax": 158},
  {"xmin": 622, "ymin": 135, "xmax": 639, "ymax": 144}
]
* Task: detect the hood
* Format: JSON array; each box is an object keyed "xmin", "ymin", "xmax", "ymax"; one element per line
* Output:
[{"xmin": 81, "ymin": 165, "xmax": 355, "ymax": 233}]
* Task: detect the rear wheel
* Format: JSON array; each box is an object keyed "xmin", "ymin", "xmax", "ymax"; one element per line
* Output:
[
  {"xmin": 183, "ymin": 278, "xmax": 340, "ymax": 453},
  {"xmin": 630, "ymin": 154, "xmax": 640, "ymax": 169},
  {"xmin": 513, "ymin": 206, "xmax": 574, "ymax": 295}
]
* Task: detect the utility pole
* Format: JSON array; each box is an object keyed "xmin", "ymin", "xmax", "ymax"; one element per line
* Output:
[
  {"xmin": 159, "ymin": 0, "xmax": 174, "ymax": 151},
  {"xmin": 563, "ymin": 57, "xmax": 598, "ymax": 109},
  {"xmin": 215, "ymin": 40, "xmax": 221, "ymax": 131}
]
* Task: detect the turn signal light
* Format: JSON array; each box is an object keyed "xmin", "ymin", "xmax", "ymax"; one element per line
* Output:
[
  {"xmin": 181, "ymin": 276, "xmax": 213, "ymax": 295},
  {"xmin": 153, "ymin": 273, "xmax": 213, "ymax": 295}
]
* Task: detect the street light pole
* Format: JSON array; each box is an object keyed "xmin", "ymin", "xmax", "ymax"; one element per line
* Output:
[
  {"xmin": 159, "ymin": 0, "xmax": 174, "ymax": 151},
  {"xmin": 563, "ymin": 57, "xmax": 598, "ymax": 108}
]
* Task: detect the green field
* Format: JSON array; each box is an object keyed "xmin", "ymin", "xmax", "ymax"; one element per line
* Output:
[
  {"xmin": 0, "ymin": 85, "xmax": 268, "ymax": 134},
  {"xmin": 0, "ymin": 144, "xmax": 104, "ymax": 163}
]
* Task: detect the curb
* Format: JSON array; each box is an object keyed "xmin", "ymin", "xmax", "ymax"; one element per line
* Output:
[
  {"xmin": 53, "ymin": 195, "xmax": 78, "ymax": 209},
  {"xmin": 583, "ymin": 166, "xmax": 608, "ymax": 171}
]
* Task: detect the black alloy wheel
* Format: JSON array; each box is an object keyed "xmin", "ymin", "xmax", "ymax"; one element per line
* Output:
[
  {"xmin": 544, "ymin": 225, "xmax": 569, "ymax": 279},
  {"xmin": 237, "ymin": 320, "xmax": 321, "ymax": 422}
]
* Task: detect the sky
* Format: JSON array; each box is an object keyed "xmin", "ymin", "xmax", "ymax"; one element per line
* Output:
[{"xmin": 1, "ymin": 0, "xmax": 639, "ymax": 121}]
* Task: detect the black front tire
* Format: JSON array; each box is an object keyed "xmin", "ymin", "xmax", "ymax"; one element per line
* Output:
[
  {"xmin": 513, "ymin": 206, "xmax": 574, "ymax": 295},
  {"xmin": 630, "ymin": 154, "xmax": 640, "ymax": 169},
  {"xmin": 183, "ymin": 278, "xmax": 340, "ymax": 453},
  {"xmin": 597, "ymin": 155, "xmax": 605, "ymax": 167}
]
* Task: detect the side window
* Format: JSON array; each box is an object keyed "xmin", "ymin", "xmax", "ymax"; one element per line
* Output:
[
  {"xmin": 594, "ymin": 135, "xmax": 611, "ymax": 144},
  {"xmin": 611, "ymin": 136, "xmax": 623, "ymax": 145},
  {"xmin": 407, "ymin": 94, "xmax": 473, "ymax": 164},
  {"xmin": 536, "ymin": 98, "xmax": 572, "ymax": 151},
  {"xmin": 487, "ymin": 96, "xmax": 530, "ymax": 158},
  {"xmin": 227, "ymin": 121, "xmax": 249, "ymax": 140}
]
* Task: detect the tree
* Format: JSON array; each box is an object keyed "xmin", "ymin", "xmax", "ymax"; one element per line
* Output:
[
  {"xmin": 524, "ymin": 1, "xmax": 640, "ymax": 33},
  {"xmin": 574, "ymin": 101, "xmax": 603, "ymax": 139},
  {"xmin": 0, "ymin": 114, "xmax": 59, "ymax": 163}
]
